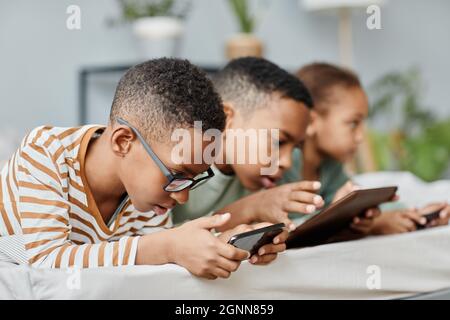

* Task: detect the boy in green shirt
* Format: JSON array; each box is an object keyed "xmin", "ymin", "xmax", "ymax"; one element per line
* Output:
[{"xmin": 173, "ymin": 57, "xmax": 376, "ymax": 250}]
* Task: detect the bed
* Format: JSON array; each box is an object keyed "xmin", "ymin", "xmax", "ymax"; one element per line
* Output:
[
  {"xmin": 0, "ymin": 171, "xmax": 449, "ymax": 299},
  {"xmin": 1, "ymin": 224, "xmax": 450, "ymax": 299}
]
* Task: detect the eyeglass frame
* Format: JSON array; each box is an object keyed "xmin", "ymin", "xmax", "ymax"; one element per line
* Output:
[{"xmin": 117, "ymin": 118, "xmax": 215, "ymax": 192}]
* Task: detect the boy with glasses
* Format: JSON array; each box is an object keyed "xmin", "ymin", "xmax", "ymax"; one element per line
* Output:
[{"xmin": 0, "ymin": 58, "xmax": 288, "ymax": 279}]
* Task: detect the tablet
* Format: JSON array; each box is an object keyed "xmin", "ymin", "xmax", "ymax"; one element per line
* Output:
[{"xmin": 286, "ymin": 186, "xmax": 398, "ymax": 249}]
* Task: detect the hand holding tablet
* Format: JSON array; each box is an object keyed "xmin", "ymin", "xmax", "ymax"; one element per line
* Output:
[{"xmin": 286, "ymin": 186, "xmax": 398, "ymax": 248}]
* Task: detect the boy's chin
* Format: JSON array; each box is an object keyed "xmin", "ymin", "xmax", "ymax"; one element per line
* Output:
[
  {"xmin": 343, "ymin": 151, "xmax": 357, "ymax": 162},
  {"xmin": 133, "ymin": 202, "xmax": 155, "ymax": 213},
  {"xmin": 153, "ymin": 205, "xmax": 170, "ymax": 215},
  {"xmin": 241, "ymin": 177, "xmax": 265, "ymax": 192},
  {"xmin": 238, "ymin": 171, "xmax": 278, "ymax": 191}
]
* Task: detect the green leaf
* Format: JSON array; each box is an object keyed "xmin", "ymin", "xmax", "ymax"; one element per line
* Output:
[
  {"xmin": 119, "ymin": 0, "xmax": 178, "ymax": 20},
  {"xmin": 368, "ymin": 67, "xmax": 450, "ymax": 180},
  {"xmin": 229, "ymin": 0, "xmax": 255, "ymax": 33}
]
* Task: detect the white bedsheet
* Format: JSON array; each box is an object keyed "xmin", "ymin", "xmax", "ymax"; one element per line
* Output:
[
  {"xmin": 1, "ymin": 171, "xmax": 449, "ymax": 300},
  {"xmin": 1, "ymin": 225, "xmax": 450, "ymax": 300}
]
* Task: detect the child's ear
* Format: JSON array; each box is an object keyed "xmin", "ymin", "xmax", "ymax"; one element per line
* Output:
[
  {"xmin": 223, "ymin": 102, "xmax": 236, "ymax": 130},
  {"xmin": 306, "ymin": 110, "xmax": 320, "ymax": 137},
  {"xmin": 111, "ymin": 126, "xmax": 135, "ymax": 157}
]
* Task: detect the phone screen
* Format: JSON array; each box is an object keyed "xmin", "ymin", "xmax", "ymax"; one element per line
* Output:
[{"xmin": 228, "ymin": 224, "xmax": 284, "ymax": 256}]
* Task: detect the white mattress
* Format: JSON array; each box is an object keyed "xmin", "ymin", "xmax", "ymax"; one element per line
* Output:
[
  {"xmin": 1, "ymin": 224, "xmax": 450, "ymax": 300},
  {"xmin": 1, "ymin": 171, "xmax": 449, "ymax": 299}
]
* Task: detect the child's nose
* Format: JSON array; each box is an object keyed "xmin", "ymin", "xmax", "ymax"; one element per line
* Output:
[
  {"xmin": 278, "ymin": 150, "xmax": 292, "ymax": 170},
  {"xmin": 170, "ymin": 188, "xmax": 189, "ymax": 205},
  {"xmin": 357, "ymin": 133, "xmax": 366, "ymax": 144},
  {"xmin": 355, "ymin": 127, "xmax": 365, "ymax": 144}
]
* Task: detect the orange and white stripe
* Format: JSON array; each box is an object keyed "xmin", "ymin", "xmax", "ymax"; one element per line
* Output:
[{"xmin": 0, "ymin": 125, "xmax": 171, "ymax": 268}]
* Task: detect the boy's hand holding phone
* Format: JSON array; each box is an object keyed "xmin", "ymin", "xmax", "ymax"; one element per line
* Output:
[
  {"xmin": 366, "ymin": 202, "xmax": 448, "ymax": 235},
  {"xmin": 419, "ymin": 202, "xmax": 450, "ymax": 228},
  {"xmin": 218, "ymin": 222, "xmax": 289, "ymax": 265},
  {"xmin": 369, "ymin": 209, "xmax": 426, "ymax": 234},
  {"xmin": 166, "ymin": 213, "xmax": 249, "ymax": 280}
]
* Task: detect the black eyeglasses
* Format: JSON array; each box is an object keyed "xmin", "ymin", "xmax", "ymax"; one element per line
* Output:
[{"xmin": 117, "ymin": 118, "xmax": 215, "ymax": 192}]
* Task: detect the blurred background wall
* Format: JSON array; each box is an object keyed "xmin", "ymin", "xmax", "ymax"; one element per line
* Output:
[{"xmin": 0, "ymin": 0, "xmax": 449, "ymax": 177}]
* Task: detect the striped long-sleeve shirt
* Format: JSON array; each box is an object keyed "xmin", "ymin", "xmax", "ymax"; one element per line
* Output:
[{"xmin": 0, "ymin": 125, "xmax": 172, "ymax": 268}]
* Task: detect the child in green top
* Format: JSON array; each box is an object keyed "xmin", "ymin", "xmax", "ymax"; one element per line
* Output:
[{"xmin": 295, "ymin": 62, "xmax": 449, "ymax": 235}]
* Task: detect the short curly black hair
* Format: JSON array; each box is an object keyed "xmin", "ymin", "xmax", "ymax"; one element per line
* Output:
[
  {"xmin": 213, "ymin": 57, "xmax": 313, "ymax": 116},
  {"xmin": 110, "ymin": 58, "xmax": 225, "ymax": 141}
]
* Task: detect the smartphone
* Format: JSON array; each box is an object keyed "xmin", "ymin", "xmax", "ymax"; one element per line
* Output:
[
  {"xmin": 228, "ymin": 223, "xmax": 285, "ymax": 256},
  {"xmin": 417, "ymin": 210, "xmax": 442, "ymax": 229}
]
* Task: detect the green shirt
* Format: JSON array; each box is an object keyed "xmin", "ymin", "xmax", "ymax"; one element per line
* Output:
[{"xmin": 172, "ymin": 149, "xmax": 349, "ymax": 225}]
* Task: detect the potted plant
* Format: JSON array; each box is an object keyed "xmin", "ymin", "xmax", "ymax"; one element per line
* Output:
[
  {"xmin": 118, "ymin": 0, "xmax": 190, "ymax": 59},
  {"xmin": 368, "ymin": 67, "xmax": 450, "ymax": 181},
  {"xmin": 226, "ymin": 0, "xmax": 267, "ymax": 59}
]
